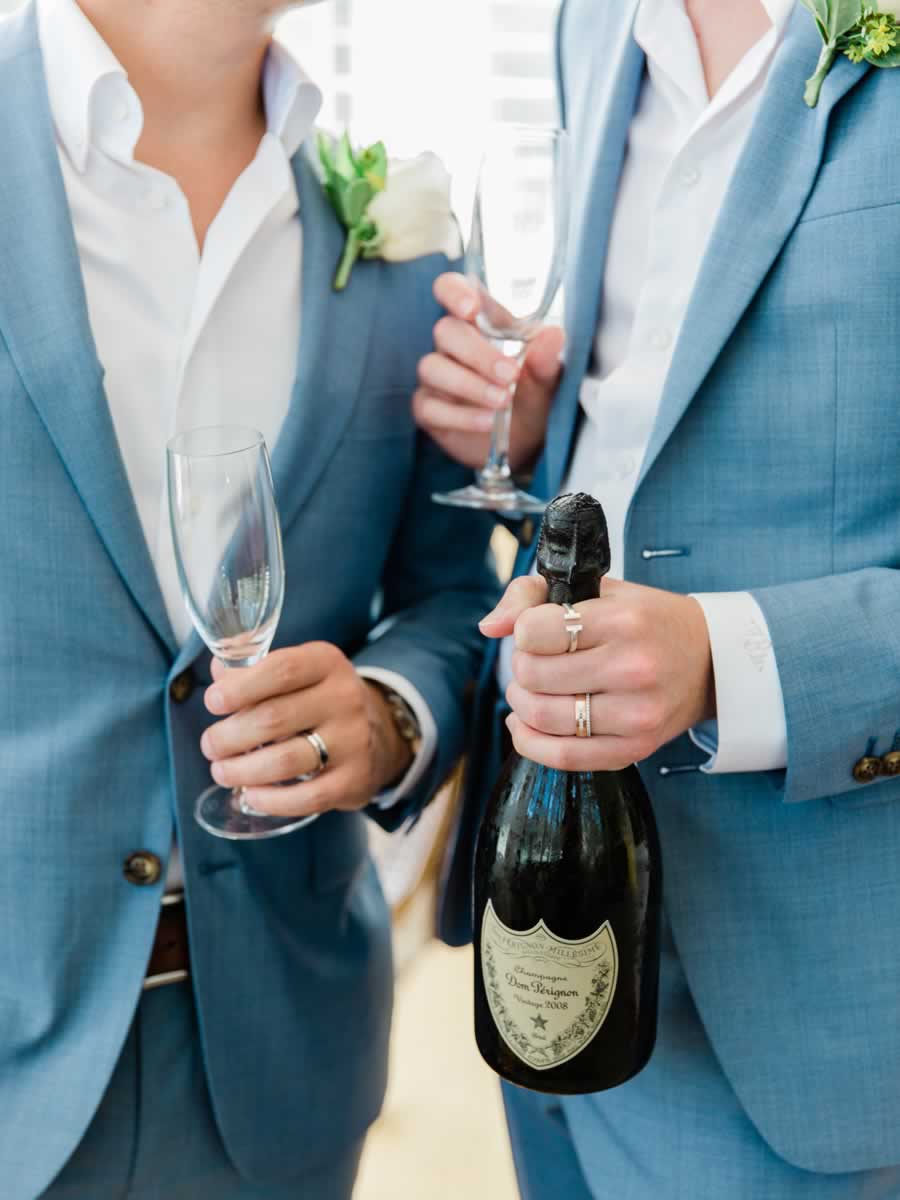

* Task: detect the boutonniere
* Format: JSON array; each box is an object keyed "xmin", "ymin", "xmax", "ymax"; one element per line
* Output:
[
  {"xmin": 802, "ymin": 0, "xmax": 900, "ymax": 106},
  {"xmin": 315, "ymin": 132, "xmax": 461, "ymax": 291}
]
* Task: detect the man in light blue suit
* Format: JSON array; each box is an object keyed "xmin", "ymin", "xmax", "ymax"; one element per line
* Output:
[
  {"xmin": 0, "ymin": 0, "xmax": 497, "ymax": 1196},
  {"xmin": 420, "ymin": 0, "xmax": 900, "ymax": 1195}
]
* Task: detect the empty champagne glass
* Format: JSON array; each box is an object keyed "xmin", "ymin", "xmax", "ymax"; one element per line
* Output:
[
  {"xmin": 433, "ymin": 125, "xmax": 569, "ymax": 515},
  {"xmin": 167, "ymin": 426, "xmax": 317, "ymax": 840}
]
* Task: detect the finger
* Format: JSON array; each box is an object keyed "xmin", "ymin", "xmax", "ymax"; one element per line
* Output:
[
  {"xmin": 205, "ymin": 643, "xmax": 340, "ymax": 715},
  {"xmin": 433, "ymin": 272, "xmax": 480, "ymax": 321},
  {"xmin": 417, "ymin": 353, "xmax": 511, "ymax": 411},
  {"xmin": 413, "ymin": 389, "xmax": 496, "ymax": 435},
  {"xmin": 242, "ymin": 766, "xmax": 362, "ymax": 819},
  {"xmin": 210, "ymin": 732, "xmax": 325, "ymax": 789},
  {"xmin": 522, "ymin": 325, "xmax": 566, "ymax": 388},
  {"xmin": 433, "ymin": 316, "xmax": 521, "ymax": 387},
  {"xmin": 514, "ymin": 598, "xmax": 613, "ymax": 655},
  {"xmin": 201, "ymin": 681, "xmax": 330, "ymax": 760},
  {"xmin": 479, "ymin": 575, "xmax": 549, "ymax": 638},
  {"xmin": 506, "ymin": 714, "xmax": 641, "ymax": 773},
  {"xmin": 506, "ymin": 681, "xmax": 664, "ymax": 741},
  {"xmin": 512, "ymin": 641, "xmax": 658, "ymax": 698}
]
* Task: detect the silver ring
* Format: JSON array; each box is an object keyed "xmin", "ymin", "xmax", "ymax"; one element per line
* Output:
[
  {"xmin": 575, "ymin": 694, "xmax": 592, "ymax": 739},
  {"xmin": 298, "ymin": 729, "xmax": 330, "ymax": 781},
  {"xmin": 562, "ymin": 603, "xmax": 583, "ymax": 654}
]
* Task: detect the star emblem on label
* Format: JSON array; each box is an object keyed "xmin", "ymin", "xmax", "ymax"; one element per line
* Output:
[{"xmin": 531, "ymin": 1013, "xmax": 548, "ymax": 1030}]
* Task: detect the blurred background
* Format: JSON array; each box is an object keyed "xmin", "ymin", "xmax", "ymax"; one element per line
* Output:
[{"xmin": 0, "ymin": 0, "xmax": 563, "ymax": 1194}]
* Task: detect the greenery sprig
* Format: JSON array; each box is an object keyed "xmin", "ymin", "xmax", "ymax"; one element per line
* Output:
[
  {"xmin": 317, "ymin": 132, "xmax": 389, "ymax": 290},
  {"xmin": 802, "ymin": 1, "xmax": 900, "ymax": 106}
]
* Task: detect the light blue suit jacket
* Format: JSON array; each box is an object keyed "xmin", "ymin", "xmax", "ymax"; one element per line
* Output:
[
  {"xmin": 443, "ymin": 0, "xmax": 900, "ymax": 1175},
  {"xmin": 0, "ymin": 6, "xmax": 497, "ymax": 1197}
]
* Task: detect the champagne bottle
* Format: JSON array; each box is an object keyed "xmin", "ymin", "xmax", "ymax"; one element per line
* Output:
[{"xmin": 474, "ymin": 492, "xmax": 662, "ymax": 1095}]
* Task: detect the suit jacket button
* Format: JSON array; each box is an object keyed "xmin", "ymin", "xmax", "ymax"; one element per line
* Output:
[
  {"xmin": 852, "ymin": 756, "xmax": 883, "ymax": 784},
  {"xmin": 169, "ymin": 669, "xmax": 195, "ymax": 705},
  {"xmin": 124, "ymin": 851, "xmax": 163, "ymax": 886},
  {"xmin": 881, "ymin": 751, "xmax": 900, "ymax": 777}
]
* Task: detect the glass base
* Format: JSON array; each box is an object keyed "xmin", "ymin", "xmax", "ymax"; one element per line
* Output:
[
  {"xmin": 432, "ymin": 483, "xmax": 547, "ymax": 516},
  {"xmin": 195, "ymin": 784, "xmax": 318, "ymax": 841}
]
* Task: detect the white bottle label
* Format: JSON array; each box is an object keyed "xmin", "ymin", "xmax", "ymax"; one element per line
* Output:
[{"xmin": 480, "ymin": 900, "xmax": 619, "ymax": 1072}]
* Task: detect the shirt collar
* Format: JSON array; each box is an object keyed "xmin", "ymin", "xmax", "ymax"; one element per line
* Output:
[
  {"xmin": 37, "ymin": 0, "xmax": 132, "ymax": 172},
  {"xmin": 634, "ymin": 0, "xmax": 796, "ymax": 116},
  {"xmin": 37, "ymin": 0, "xmax": 322, "ymax": 173},
  {"xmin": 265, "ymin": 38, "xmax": 323, "ymax": 160}
]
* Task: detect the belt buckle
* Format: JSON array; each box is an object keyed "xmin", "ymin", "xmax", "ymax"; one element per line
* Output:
[{"xmin": 143, "ymin": 890, "xmax": 189, "ymax": 992}]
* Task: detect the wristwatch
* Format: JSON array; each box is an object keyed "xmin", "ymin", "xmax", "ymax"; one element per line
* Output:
[{"xmin": 375, "ymin": 685, "xmax": 423, "ymax": 760}]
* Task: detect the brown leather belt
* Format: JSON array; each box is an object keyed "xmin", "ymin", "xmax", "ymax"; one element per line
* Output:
[{"xmin": 144, "ymin": 892, "xmax": 190, "ymax": 990}]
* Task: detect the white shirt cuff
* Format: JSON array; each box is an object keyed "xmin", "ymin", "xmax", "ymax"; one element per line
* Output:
[
  {"xmin": 689, "ymin": 591, "xmax": 788, "ymax": 774},
  {"xmin": 356, "ymin": 667, "xmax": 438, "ymax": 810}
]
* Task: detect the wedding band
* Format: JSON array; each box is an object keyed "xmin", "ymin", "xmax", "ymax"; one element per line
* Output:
[
  {"xmin": 575, "ymin": 694, "xmax": 592, "ymax": 739},
  {"xmin": 298, "ymin": 729, "xmax": 330, "ymax": 781},
  {"xmin": 562, "ymin": 603, "xmax": 583, "ymax": 654}
]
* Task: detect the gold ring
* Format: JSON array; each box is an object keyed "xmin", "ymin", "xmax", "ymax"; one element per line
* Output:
[
  {"xmin": 575, "ymin": 694, "xmax": 592, "ymax": 738},
  {"xmin": 562, "ymin": 602, "xmax": 583, "ymax": 654}
]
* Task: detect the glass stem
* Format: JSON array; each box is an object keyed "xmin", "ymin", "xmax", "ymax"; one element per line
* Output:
[{"xmin": 478, "ymin": 340, "xmax": 528, "ymax": 493}]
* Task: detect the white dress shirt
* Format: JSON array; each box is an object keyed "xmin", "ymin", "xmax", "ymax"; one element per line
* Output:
[
  {"xmin": 501, "ymin": 0, "xmax": 794, "ymax": 773},
  {"xmin": 36, "ymin": 0, "xmax": 437, "ymax": 891}
]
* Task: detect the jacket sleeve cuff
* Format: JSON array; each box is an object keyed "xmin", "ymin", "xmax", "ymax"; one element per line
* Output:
[
  {"xmin": 689, "ymin": 591, "xmax": 788, "ymax": 774},
  {"xmin": 357, "ymin": 667, "xmax": 437, "ymax": 810}
]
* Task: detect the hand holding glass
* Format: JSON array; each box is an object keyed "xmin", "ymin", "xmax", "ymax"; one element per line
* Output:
[
  {"xmin": 433, "ymin": 125, "xmax": 569, "ymax": 515},
  {"xmin": 167, "ymin": 426, "xmax": 317, "ymax": 840}
]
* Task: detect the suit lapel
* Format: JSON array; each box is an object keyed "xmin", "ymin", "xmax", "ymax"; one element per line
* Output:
[
  {"xmin": 635, "ymin": 8, "xmax": 871, "ymax": 490},
  {"xmin": 269, "ymin": 150, "xmax": 381, "ymax": 536},
  {"xmin": 0, "ymin": 5, "xmax": 177, "ymax": 655},
  {"xmin": 544, "ymin": 1, "xmax": 645, "ymax": 495}
]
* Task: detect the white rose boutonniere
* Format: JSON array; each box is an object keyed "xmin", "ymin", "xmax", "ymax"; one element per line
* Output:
[
  {"xmin": 802, "ymin": 0, "xmax": 900, "ymax": 106},
  {"xmin": 316, "ymin": 132, "xmax": 460, "ymax": 291}
]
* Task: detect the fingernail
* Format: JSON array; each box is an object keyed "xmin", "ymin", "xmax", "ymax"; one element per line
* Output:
[
  {"xmin": 200, "ymin": 731, "xmax": 213, "ymax": 758},
  {"xmin": 475, "ymin": 412, "xmax": 495, "ymax": 432},
  {"xmin": 210, "ymin": 762, "xmax": 225, "ymax": 784},
  {"xmin": 479, "ymin": 607, "xmax": 507, "ymax": 630},
  {"xmin": 557, "ymin": 347, "xmax": 567, "ymax": 366},
  {"xmin": 486, "ymin": 385, "xmax": 509, "ymax": 408},
  {"xmin": 494, "ymin": 359, "xmax": 519, "ymax": 384},
  {"xmin": 459, "ymin": 297, "xmax": 476, "ymax": 318},
  {"xmin": 505, "ymin": 713, "xmax": 514, "ymax": 732},
  {"xmin": 206, "ymin": 686, "xmax": 225, "ymax": 714}
]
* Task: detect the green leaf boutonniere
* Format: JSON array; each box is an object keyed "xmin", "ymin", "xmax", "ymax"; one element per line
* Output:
[
  {"xmin": 317, "ymin": 131, "xmax": 388, "ymax": 291},
  {"xmin": 315, "ymin": 131, "xmax": 460, "ymax": 292},
  {"xmin": 802, "ymin": 0, "xmax": 900, "ymax": 106}
]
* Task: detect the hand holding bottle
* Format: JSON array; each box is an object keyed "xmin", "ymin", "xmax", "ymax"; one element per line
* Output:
[{"xmin": 480, "ymin": 575, "xmax": 716, "ymax": 771}]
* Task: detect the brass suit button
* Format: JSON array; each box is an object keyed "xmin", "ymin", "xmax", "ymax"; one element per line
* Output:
[
  {"xmin": 852, "ymin": 756, "xmax": 883, "ymax": 785},
  {"xmin": 124, "ymin": 851, "xmax": 163, "ymax": 887},
  {"xmin": 169, "ymin": 669, "xmax": 195, "ymax": 705},
  {"xmin": 881, "ymin": 751, "xmax": 900, "ymax": 777}
]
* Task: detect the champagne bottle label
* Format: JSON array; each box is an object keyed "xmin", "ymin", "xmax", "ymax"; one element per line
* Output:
[{"xmin": 481, "ymin": 900, "xmax": 619, "ymax": 1071}]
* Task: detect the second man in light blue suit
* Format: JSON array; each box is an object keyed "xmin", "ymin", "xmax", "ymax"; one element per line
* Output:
[{"xmin": 420, "ymin": 0, "xmax": 900, "ymax": 1195}]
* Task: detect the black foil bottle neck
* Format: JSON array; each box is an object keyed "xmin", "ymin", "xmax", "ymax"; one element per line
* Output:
[
  {"xmin": 546, "ymin": 575, "xmax": 601, "ymax": 607},
  {"xmin": 536, "ymin": 493, "xmax": 611, "ymax": 609}
]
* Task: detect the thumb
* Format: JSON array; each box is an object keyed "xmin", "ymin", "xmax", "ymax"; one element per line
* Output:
[
  {"xmin": 523, "ymin": 325, "xmax": 565, "ymax": 388},
  {"xmin": 479, "ymin": 575, "xmax": 549, "ymax": 638}
]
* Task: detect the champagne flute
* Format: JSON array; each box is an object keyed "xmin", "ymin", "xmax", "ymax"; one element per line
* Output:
[
  {"xmin": 167, "ymin": 425, "xmax": 317, "ymax": 841},
  {"xmin": 433, "ymin": 125, "xmax": 569, "ymax": 515}
]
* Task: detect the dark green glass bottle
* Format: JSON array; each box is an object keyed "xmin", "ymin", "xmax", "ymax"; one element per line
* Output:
[{"xmin": 474, "ymin": 493, "xmax": 662, "ymax": 1094}]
